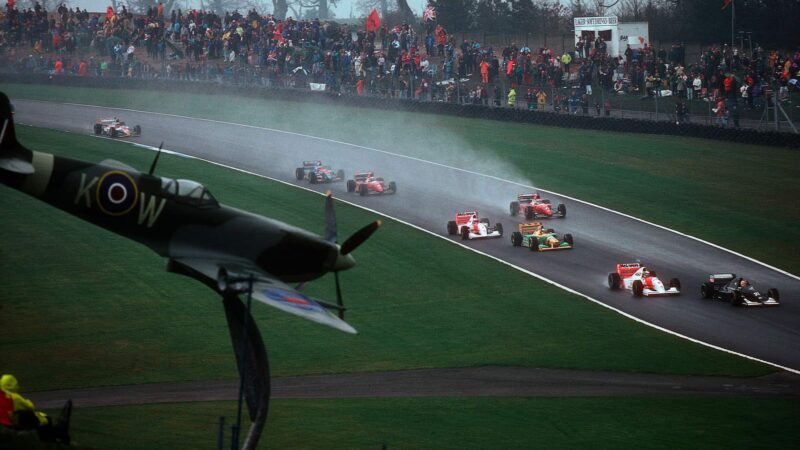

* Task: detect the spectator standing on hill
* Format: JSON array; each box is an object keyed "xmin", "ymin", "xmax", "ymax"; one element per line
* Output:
[
  {"xmin": 507, "ymin": 86, "xmax": 516, "ymax": 108},
  {"xmin": 714, "ymin": 97, "xmax": 727, "ymax": 127},
  {"xmin": 675, "ymin": 100, "xmax": 688, "ymax": 124},
  {"xmin": 537, "ymin": 89, "xmax": 547, "ymax": 110},
  {"xmin": 525, "ymin": 88, "xmax": 535, "ymax": 110}
]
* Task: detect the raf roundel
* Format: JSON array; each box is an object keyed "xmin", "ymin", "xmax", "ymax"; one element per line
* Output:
[{"xmin": 96, "ymin": 170, "xmax": 139, "ymax": 216}]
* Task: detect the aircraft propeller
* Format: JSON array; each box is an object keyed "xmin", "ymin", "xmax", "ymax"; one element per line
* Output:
[{"xmin": 324, "ymin": 192, "xmax": 380, "ymax": 319}]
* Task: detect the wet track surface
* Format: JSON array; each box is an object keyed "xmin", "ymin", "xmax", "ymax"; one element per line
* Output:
[{"xmin": 14, "ymin": 99, "xmax": 800, "ymax": 372}]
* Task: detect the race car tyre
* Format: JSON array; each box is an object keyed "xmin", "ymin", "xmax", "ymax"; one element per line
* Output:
[
  {"xmin": 447, "ymin": 221, "xmax": 457, "ymax": 235},
  {"xmin": 511, "ymin": 231, "xmax": 522, "ymax": 247},
  {"xmin": 359, "ymin": 184, "xmax": 368, "ymax": 196},
  {"xmin": 337, "ymin": 169, "xmax": 345, "ymax": 181},
  {"xmin": 730, "ymin": 290, "xmax": 742, "ymax": 306},
  {"xmin": 495, "ymin": 223, "xmax": 503, "ymax": 236},
  {"xmin": 608, "ymin": 273, "xmax": 621, "ymax": 289},
  {"xmin": 564, "ymin": 233, "xmax": 574, "ymax": 246},
  {"xmin": 767, "ymin": 288, "xmax": 780, "ymax": 302},
  {"xmin": 347, "ymin": 180, "xmax": 356, "ymax": 192},
  {"xmin": 461, "ymin": 226, "xmax": 470, "ymax": 241},
  {"xmin": 525, "ymin": 206, "xmax": 535, "ymax": 220},
  {"xmin": 632, "ymin": 280, "xmax": 644, "ymax": 297},
  {"xmin": 133, "ymin": 125, "xmax": 142, "ymax": 135},
  {"xmin": 388, "ymin": 181, "xmax": 397, "ymax": 193},
  {"xmin": 295, "ymin": 168, "xmax": 305, "ymax": 180},
  {"xmin": 510, "ymin": 201, "xmax": 519, "ymax": 216},
  {"xmin": 93, "ymin": 124, "xmax": 102, "ymax": 135},
  {"xmin": 557, "ymin": 203, "xmax": 566, "ymax": 218},
  {"xmin": 480, "ymin": 218, "xmax": 490, "ymax": 225},
  {"xmin": 701, "ymin": 282, "xmax": 714, "ymax": 299},
  {"xmin": 110, "ymin": 128, "xmax": 118, "ymax": 138},
  {"xmin": 309, "ymin": 174, "xmax": 318, "ymax": 184},
  {"xmin": 669, "ymin": 278, "xmax": 681, "ymax": 291}
]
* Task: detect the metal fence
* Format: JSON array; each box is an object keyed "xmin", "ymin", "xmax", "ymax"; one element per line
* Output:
[{"xmin": 1, "ymin": 70, "xmax": 797, "ymax": 148}]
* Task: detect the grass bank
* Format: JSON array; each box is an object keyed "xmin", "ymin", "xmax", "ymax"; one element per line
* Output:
[{"xmin": 62, "ymin": 397, "xmax": 800, "ymax": 449}]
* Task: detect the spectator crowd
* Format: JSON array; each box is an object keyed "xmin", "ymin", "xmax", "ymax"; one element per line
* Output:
[{"xmin": 1, "ymin": 2, "xmax": 798, "ymax": 126}]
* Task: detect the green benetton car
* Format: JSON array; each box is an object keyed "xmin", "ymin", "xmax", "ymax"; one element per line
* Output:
[{"xmin": 510, "ymin": 222, "xmax": 574, "ymax": 252}]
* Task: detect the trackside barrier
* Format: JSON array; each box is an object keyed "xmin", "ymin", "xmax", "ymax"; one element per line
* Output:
[{"xmin": 2, "ymin": 73, "xmax": 798, "ymax": 149}]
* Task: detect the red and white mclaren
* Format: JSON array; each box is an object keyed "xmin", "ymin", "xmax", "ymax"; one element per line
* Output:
[
  {"xmin": 447, "ymin": 211, "xmax": 503, "ymax": 240},
  {"xmin": 93, "ymin": 118, "xmax": 141, "ymax": 138},
  {"xmin": 346, "ymin": 172, "xmax": 397, "ymax": 196},
  {"xmin": 608, "ymin": 263, "xmax": 681, "ymax": 297}
]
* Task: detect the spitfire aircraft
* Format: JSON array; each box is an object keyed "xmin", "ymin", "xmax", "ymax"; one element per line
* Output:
[{"xmin": 0, "ymin": 93, "xmax": 378, "ymax": 449}]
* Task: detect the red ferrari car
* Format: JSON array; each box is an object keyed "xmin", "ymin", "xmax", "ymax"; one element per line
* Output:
[
  {"xmin": 509, "ymin": 193, "xmax": 566, "ymax": 220},
  {"xmin": 346, "ymin": 172, "xmax": 397, "ymax": 196},
  {"xmin": 93, "ymin": 118, "xmax": 141, "ymax": 138}
]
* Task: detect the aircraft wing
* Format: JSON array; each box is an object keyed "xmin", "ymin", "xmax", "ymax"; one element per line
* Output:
[{"xmin": 170, "ymin": 258, "xmax": 356, "ymax": 334}]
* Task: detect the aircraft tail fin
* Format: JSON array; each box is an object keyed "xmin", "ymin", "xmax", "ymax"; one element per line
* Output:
[{"xmin": 0, "ymin": 92, "xmax": 34, "ymax": 175}]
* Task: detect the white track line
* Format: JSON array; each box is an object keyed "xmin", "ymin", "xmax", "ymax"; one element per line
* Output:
[
  {"xmin": 40, "ymin": 99, "xmax": 798, "ymax": 282},
  {"xmin": 120, "ymin": 139, "xmax": 799, "ymax": 375}
]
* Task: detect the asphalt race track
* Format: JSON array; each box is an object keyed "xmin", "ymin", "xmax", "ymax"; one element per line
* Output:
[{"xmin": 14, "ymin": 99, "xmax": 800, "ymax": 372}]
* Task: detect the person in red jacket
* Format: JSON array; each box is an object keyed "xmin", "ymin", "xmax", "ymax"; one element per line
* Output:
[
  {"xmin": 480, "ymin": 59, "xmax": 489, "ymax": 84},
  {"xmin": 54, "ymin": 59, "xmax": 63, "ymax": 75}
]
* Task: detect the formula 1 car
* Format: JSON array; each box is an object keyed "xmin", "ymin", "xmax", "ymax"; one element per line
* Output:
[
  {"xmin": 608, "ymin": 263, "xmax": 681, "ymax": 297},
  {"xmin": 509, "ymin": 193, "xmax": 566, "ymax": 220},
  {"xmin": 447, "ymin": 211, "xmax": 503, "ymax": 240},
  {"xmin": 346, "ymin": 172, "xmax": 397, "ymax": 196},
  {"xmin": 700, "ymin": 274, "xmax": 780, "ymax": 306},
  {"xmin": 510, "ymin": 222, "xmax": 573, "ymax": 252},
  {"xmin": 295, "ymin": 161, "xmax": 345, "ymax": 184},
  {"xmin": 93, "ymin": 118, "xmax": 141, "ymax": 138}
]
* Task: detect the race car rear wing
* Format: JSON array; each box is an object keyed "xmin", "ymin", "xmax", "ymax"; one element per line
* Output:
[
  {"xmin": 455, "ymin": 211, "xmax": 478, "ymax": 225},
  {"xmin": 303, "ymin": 160, "xmax": 322, "ymax": 167},
  {"xmin": 617, "ymin": 263, "xmax": 641, "ymax": 278},
  {"xmin": 709, "ymin": 273, "xmax": 736, "ymax": 284},
  {"xmin": 518, "ymin": 194, "xmax": 537, "ymax": 202},
  {"xmin": 518, "ymin": 222, "xmax": 542, "ymax": 235}
]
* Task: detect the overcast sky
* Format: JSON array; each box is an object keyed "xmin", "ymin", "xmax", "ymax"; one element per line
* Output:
[{"xmin": 62, "ymin": 0, "xmax": 430, "ymax": 17}]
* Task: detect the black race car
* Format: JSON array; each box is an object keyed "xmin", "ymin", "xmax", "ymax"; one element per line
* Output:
[{"xmin": 700, "ymin": 273, "xmax": 780, "ymax": 306}]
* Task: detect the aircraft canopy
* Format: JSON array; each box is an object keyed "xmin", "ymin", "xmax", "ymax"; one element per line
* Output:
[{"xmin": 161, "ymin": 178, "xmax": 218, "ymax": 207}]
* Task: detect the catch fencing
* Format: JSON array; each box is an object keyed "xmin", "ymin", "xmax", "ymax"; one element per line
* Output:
[{"xmin": 1, "ymin": 71, "xmax": 797, "ymax": 148}]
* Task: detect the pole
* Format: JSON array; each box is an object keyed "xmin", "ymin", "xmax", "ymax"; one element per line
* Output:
[
  {"xmin": 217, "ymin": 416, "xmax": 225, "ymax": 450},
  {"xmin": 731, "ymin": 0, "xmax": 735, "ymax": 50},
  {"xmin": 654, "ymin": 87, "xmax": 658, "ymax": 121},
  {"xmin": 232, "ymin": 276, "xmax": 254, "ymax": 450}
]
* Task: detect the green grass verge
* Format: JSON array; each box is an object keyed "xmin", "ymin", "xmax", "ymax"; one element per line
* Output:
[
  {"xmin": 0, "ymin": 126, "xmax": 773, "ymax": 393},
  {"xmin": 56, "ymin": 397, "xmax": 800, "ymax": 449},
  {"xmin": 2, "ymin": 83, "xmax": 798, "ymax": 274}
]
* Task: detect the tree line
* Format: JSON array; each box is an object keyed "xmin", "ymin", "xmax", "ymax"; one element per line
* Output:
[{"xmin": 427, "ymin": 0, "xmax": 799, "ymax": 50}]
